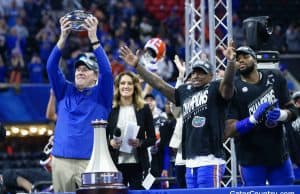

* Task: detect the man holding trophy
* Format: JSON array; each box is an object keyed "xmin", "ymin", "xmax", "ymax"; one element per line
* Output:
[{"xmin": 46, "ymin": 11, "xmax": 113, "ymax": 192}]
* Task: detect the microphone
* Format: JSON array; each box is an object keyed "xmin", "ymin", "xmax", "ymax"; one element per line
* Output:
[{"xmin": 113, "ymin": 127, "xmax": 122, "ymax": 143}]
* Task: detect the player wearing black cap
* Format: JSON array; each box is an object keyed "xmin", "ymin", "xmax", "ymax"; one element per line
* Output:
[
  {"xmin": 225, "ymin": 46, "xmax": 298, "ymax": 186},
  {"xmin": 119, "ymin": 41, "xmax": 237, "ymax": 188}
]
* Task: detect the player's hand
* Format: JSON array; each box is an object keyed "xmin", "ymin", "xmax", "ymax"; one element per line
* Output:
[
  {"xmin": 119, "ymin": 46, "xmax": 140, "ymax": 68},
  {"xmin": 252, "ymin": 102, "xmax": 271, "ymax": 123},
  {"xmin": 266, "ymin": 102, "xmax": 288, "ymax": 122},
  {"xmin": 220, "ymin": 40, "xmax": 236, "ymax": 61},
  {"xmin": 173, "ymin": 55, "xmax": 185, "ymax": 78},
  {"xmin": 267, "ymin": 109, "xmax": 281, "ymax": 121}
]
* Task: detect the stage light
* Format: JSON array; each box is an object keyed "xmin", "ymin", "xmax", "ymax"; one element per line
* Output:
[
  {"xmin": 38, "ymin": 127, "xmax": 47, "ymax": 135},
  {"xmin": 11, "ymin": 127, "xmax": 20, "ymax": 134},
  {"xmin": 47, "ymin": 129, "xmax": 53, "ymax": 136},
  {"xmin": 243, "ymin": 16, "xmax": 273, "ymax": 50},
  {"xmin": 29, "ymin": 127, "xmax": 38, "ymax": 133},
  {"xmin": 20, "ymin": 129, "xmax": 29, "ymax": 136}
]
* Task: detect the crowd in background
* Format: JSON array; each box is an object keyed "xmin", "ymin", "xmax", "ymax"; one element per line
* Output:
[
  {"xmin": 0, "ymin": 0, "xmax": 183, "ymax": 84},
  {"xmin": 0, "ymin": 0, "xmax": 299, "ymax": 85}
]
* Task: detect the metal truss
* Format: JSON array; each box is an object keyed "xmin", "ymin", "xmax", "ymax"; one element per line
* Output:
[
  {"xmin": 184, "ymin": 0, "xmax": 206, "ymax": 67},
  {"xmin": 185, "ymin": 0, "xmax": 237, "ymax": 187}
]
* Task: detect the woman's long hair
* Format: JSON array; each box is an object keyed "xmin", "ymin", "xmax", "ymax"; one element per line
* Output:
[{"xmin": 113, "ymin": 71, "xmax": 145, "ymax": 110}]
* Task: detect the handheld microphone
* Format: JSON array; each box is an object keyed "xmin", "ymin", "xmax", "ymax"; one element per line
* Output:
[{"xmin": 113, "ymin": 127, "xmax": 122, "ymax": 143}]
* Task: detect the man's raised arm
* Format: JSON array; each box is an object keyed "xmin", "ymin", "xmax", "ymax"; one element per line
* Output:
[
  {"xmin": 219, "ymin": 40, "xmax": 237, "ymax": 100},
  {"xmin": 119, "ymin": 45, "xmax": 176, "ymax": 103}
]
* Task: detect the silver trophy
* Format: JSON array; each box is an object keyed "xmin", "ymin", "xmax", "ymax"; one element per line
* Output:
[
  {"xmin": 64, "ymin": 10, "xmax": 92, "ymax": 31},
  {"xmin": 76, "ymin": 120, "xmax": 127, "ymax": 194}
]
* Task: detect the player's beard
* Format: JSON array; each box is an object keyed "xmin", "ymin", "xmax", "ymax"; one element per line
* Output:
[{"xmin": 238, "ymin": 61, "xmax": 255, "ymax": 76}]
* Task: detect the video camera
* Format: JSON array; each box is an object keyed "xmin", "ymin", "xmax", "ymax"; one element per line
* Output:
[{"xmin": 243, "ymin": 16, "xmax": 279, "ymax": 70}]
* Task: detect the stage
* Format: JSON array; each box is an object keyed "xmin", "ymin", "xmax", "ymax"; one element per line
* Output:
[
  {"xmin": 131, "ymin": 185, "xmax": 299, "ymax": 194},
  {"xmin": 48, "ymin": 185, "xmax": 300, "ymax": 194}
]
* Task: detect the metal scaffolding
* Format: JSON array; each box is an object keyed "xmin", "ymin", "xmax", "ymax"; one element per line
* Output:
[
  {"xmin": 184, "ymin": 0, "xmax": 206, "ymax": 67},
  {"xmin": 184, "ymin": 0, "xmax": 237, "ymax": 187}
]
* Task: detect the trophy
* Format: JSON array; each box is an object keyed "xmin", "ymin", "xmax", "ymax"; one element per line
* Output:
[
  {"xmin": 64, "ymin": 10, "xmax": 92, "ymax": 31},
  {"xmin": 76, "ymin": 120, "xmax": 128, "ymax": 194}
]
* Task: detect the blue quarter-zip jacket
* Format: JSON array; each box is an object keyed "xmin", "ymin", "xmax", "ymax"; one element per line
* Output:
[{"xmin": 47, "ymin": 45, "xmax": 113, "ymax": 159}]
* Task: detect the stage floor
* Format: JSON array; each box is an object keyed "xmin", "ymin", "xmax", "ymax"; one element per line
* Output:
[
  {"xmin": 130, "ymin": 185, "xmax": 300, "ymax": 194},
  {"xmin": 48, "ymin": 185, "xmax": 300, "ymax": 194}
]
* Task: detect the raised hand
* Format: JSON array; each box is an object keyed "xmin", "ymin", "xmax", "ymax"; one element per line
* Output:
[
  {"xmin": 119, "ymin": 45, "xmax": 140, "ymax": 68},
  {"xmin": 59, "ymin": 17, "xmax": 72, "ymax": 41},
  {"xmin": 173, "ymin": 55, "xmax": 185, "ymax": 78},
  {"xmin": 82, "ymin": 16, "xmax": 99, "ymax": 43},
  {"xmin": 219, "ymin": 40, "xmax": 236, "ymax": 61},
  {"xmin": 57, "ymin": 17, "xmax": 72, "ymax": 49}
]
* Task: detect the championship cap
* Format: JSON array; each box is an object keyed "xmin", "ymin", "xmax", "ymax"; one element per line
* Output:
[
  {"xmin": 236, "ymin": 46, "xmax": 256, "ymax": 59},
  {"xmin": 191, "ymin": 60, "xmax": 213, "ymax": 74}
]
